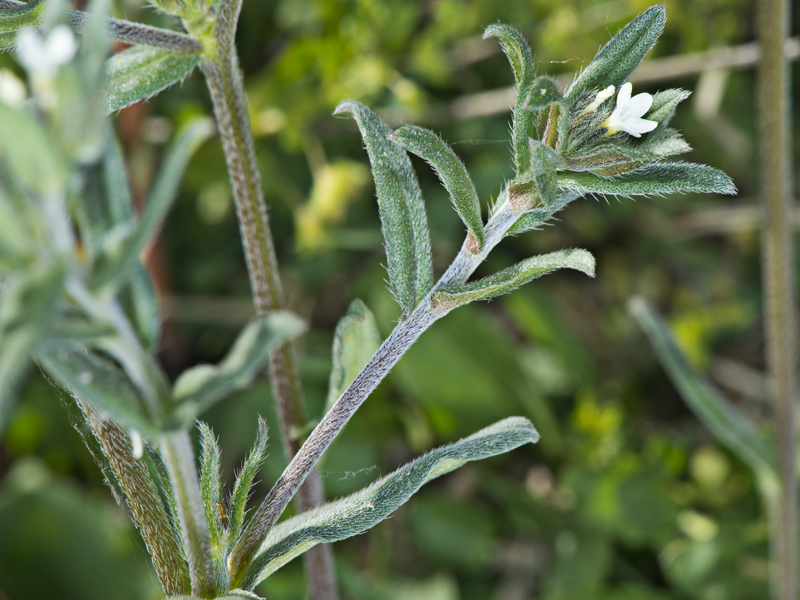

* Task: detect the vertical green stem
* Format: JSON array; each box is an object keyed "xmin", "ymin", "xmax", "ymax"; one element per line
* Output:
[
  {"xmin": 199, "ymin": 35, "xmax": 338, "ymax": 600},
  {"xmin": 757, "ymin": 0, "xmax": 797, "ymax": 597},
  {"xmin": 161, "ymin": 430, "xmax": 218, "ymax": 598}
]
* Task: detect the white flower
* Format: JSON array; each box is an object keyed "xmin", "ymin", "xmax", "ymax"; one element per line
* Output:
[
  {"xmin": 130, "ymin": 429, "xmax": 144, "ymax": 460},
  {"xmin": 16, "ymin": 25, "xmax": 78, "ymax": 77},
  {"xmin": 587, "ymin": 85, "xmax": 615, "ymax": 112},
  {"xmin": 603, "ymin": 82, "xmax": 658, "ymax": 138},
  {"xmin": 0, "ymin": 69, "xmax": 27, "ymax": 106}
]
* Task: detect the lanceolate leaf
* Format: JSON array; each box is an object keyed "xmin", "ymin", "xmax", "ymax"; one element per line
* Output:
[
  {"xmin": 646, "ymin": 88, "xmax": 691, "ymax": 132},
  {"xmin": 198, "ymin": 422, "xmax": 223, "ymax": 550},
  {"xmin": 483, "ymin": 24, "xmax": 536, "ymax": 172},
  {"xmin": 229, "ymin": 417, "xmax": 269, "ymax": 544},
  {"xmin": 172, "ymin": 312, "xmax": 306, "ymax": 425},
  {"xmin": 0, "ymin": 0, "xmax": 44, "ymax": 50},
  {"xmin": 105, "ymin": 45, "xmax": 201, "ymax": 112},
  {"xmin": 326, "ymin": 299, "xmax": 381, "ymax": 413},
  {"xmin": 242, "ymin": 417, "xmax": 540, "ymax": 588},
  {"xmin": 431, "ymin": 249, "xmax": 595, "ymax": 313},
  {"xmin": 505, "ymin": 190, "xmax": 582, "ymax": 235},
  {"xmin": 629, "ymin": 297, "xmax": 776, "ymax": 480},
  {"xmin": 37, "ymin": 347, "xmax": 158, "ymax": 437},
  {"xmin": 0, "ymin": 264, "xmax": 65, "ymax": 433},
  {"xmin": 565, "ymin": 5, "xmax": 666, "ymax": 104},
  {"xmin": 334, "ymin": 101, "xmax": 433, "ymax": 316},
  {"xmin": 391, "ymin": 125, "xmax": 484, "ymax": 250},
  {"xmin": 558, "ymin": 162, "xmax": 736, "ymax": 197}
]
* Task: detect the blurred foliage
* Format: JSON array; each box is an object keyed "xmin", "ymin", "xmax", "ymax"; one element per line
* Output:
[{"xmin": 0, "ymin": 0, "xmax": 782, "ymax": 598}]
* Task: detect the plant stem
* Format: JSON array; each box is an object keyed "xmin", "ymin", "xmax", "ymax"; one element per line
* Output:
[
  {"xmin": 161, "ymin": 430, "xmax": 218, "ymax": 598},
  {"xmin": 199, "ymin": 33, "xmax": 338, "ymax": 600},
  {"xmin": 229, "ymin": 200, "xmax": 523, "ymax": 586},
  {"xmin": 758, "ymin": 0, "xmax": 797, "ymax": 596},
  {"xmin": 80, "ymin": 401, "xmax": 192, "ymax": 596}
]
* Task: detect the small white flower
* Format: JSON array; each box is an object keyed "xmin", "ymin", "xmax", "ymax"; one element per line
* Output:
[
  {"xmin": 16, "ymin": 25, "xmax": 78, "ymax": 77},
  {"xmin": 587, "ymin": 85, "xmax": 615, "ymax": 112},
  {"xmin": 603, "ymin": 82, "xmax": 658, "ymax": 138},
  {"xmin": 0, "ymin": 70, "xmax": 27, "ymax": 106}
]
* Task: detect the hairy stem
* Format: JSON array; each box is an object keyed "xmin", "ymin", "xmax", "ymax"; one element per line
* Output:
[
  {"xmin": 758, "ymin": 0, "xmax": 797, "ymax": 597},
  {"xmin": 161, "ymin": 430, "xmax": 218, "ymax": 598},
  {"xmin": 229, "ymin": 199, "xmax": 523, "ymax": 585},
  {"xmin": 80, "ymin": 401, "xmax": 191, "ymax": 596},
  {"xmin": 199, "ymin": 31, "xmax": 337, "ymax": 600}
]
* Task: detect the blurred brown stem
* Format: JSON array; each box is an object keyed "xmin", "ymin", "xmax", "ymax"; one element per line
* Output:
[
  {"xmin": 199, "ymin": 31, "xmax": 338, "ymax": 600},
  {"xmin": 757, "ymin": 0, "xmax": 797, "ymax": 597}
]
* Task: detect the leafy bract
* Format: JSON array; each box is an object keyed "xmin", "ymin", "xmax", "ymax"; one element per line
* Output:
[
  {"xmin": 558, "ymin": 162, "xmax": 736, "ymax": 197},
  {"xmin": 105, "ymin": 45, "xmax": 201, "ymax": 112},
  {"xmin": 172, "ymin": 312, "xmax": 305, "ymax": 425},
  {"xmin": 228, "ymin": 417, "xmax": 269, "ymax": 544},
  {"xmin": 431, "ymin": 249, "xmax": 595, "ymax": 313},
  {"xmin": 326, "ymin": 299, "xmax": 381, "ymax": 413},
  {"xmin": 199, "ymin": 422, "xmax": 223, "ymax": 550},
  {"xmin": 241, "ymin": 417, "xmax": 540, "ymax": 588},
  {"xmin": 565, "ymin": 5, "xmax": 666, "ymax": 103},
  {"xmin": 629, "ymin": 297, "xmax": 776, "ymax": 485},
  {"xmin": 524, "ymin": 76, "xmax": 563, "ymax": 112},
  {"xmin": 391, "ymin": 125, "xmax": 484, "ymax": 250},
  {"xmin": 334, "ymin": 100, "xmax": 433, "ymax": 317}
]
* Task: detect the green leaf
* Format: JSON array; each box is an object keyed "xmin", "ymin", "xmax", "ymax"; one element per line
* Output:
[
  {"xmin": 483, "ymin": 24, "xmax": 535, "ymax": 172},
  {"xmin": 0, "ymin": 264, "xmax": 66, "ymax": 433},
  {"xmin": 629, "ymin": 297, "xmax": 776, "ymax": 482},
  {"xmin": 198, "ymin": 422, "xmax": 223, "ymax": 550},
  {"xmin": 92, "ymin": 117, "xmax": 213, "ymax": 291},
  {"xmin": 431, "ymin": 249, "xmax": 595, "ymax": 314},
  {"xmin": 646, "ymin": 88, "xmax": 691, "ymax": 132},
  {"xmin": 105, "ymin": 45, "xmax": 202, "ymax": 112},
  {"xmin": 102, "ymin": 123, "xmax": 135, "ymax": 224},
  {"xmin": 523, "ymin": 76, "xmax": 563, "ymax": 112},
  {"xmin": 37, "ymin": 347, "xmax": 158, "ymax": 437},
  {"xmin": 326, "ymin": 299, "xmax": 382, "ymax": 414},
  {"xmin": 557, "ymin": 162, "xmax": 736, "ymax": 197},
  {"xmin": 127, "ymin": 265, "xmax": 161, "ymax": 352},
  {"xmin": 242, "ymin": 417, "xmax": 540, "ymax": 588},
  {"xmin": 334, "ymin": 100, "xmax": 433, "ymax": 316},
  {"xmin": 228, "ymin": 417, "xmax": 268, "ymax": 544},
  {"xmin": 565, "ymin": 5, "xmax": 666, "ymax": 104},
  {"xmin": 0, "ymin": 0, "xmax": 44, "ymax": 50},
  {"xmin": 391, "ymin": 125, "xmax": 484, "ymax": 250},
  {"xmin": 0, "ymin": 103, "xmax": 68, "ymax": 194},
  {"xmin": 506, "ymin": 190, "xmax": 582, "ymax": 235},
  {"xmin": 507, "ymin": 141, "xmax": 561, "ymax": 211},
  {"xmin": 172, "ymin": 312, "xmax": 306, "ymax": 425}
]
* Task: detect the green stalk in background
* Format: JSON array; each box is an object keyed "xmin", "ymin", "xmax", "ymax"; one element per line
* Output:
[{"xmin": 757, "ymin": 0, "xmax": 796, "ymax": 597}]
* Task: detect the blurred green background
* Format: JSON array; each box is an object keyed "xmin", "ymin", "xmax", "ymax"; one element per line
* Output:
[{"xmin": 0, "ymin": 0, "xmax": 783, "ymax": 598}]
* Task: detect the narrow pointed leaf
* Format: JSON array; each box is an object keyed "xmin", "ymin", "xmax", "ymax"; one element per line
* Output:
[
  {"xmin": 92, "ymin": 118, "xmax": 214, "ymax": 291},
  {"xmin": 432, "ymin": 249, "xmax": 594, "ymax": 313},
  {"xmin": 391, "ymin": 125, "xmax": 484, "ymax": 249},
  {"xmin": 334, "ymin": 101, "xmax": 433, "ymax": 315},
  {"xmin": 523, "ymin": 76, "xmax": 563, "ymax": 111},
  {"xmin": 243, "ymin": 417, "xmax": 540, "ymax": 587},
  {"xmin": 105, "ymin": 45, "xmax": 202, "ymax": 112},
  {"xmin": 326, "ymin": 299, "xmax": 382, "ymax": 413},
  {"xmin": 629, "ymin": 297, "xmax": 775, "ymax": 478},
  {"xmin": 483, "ymin": 24, "xmax": 536, "ymax": 172},
  {"xmin": 198, "ymin": 422, "xmax": 223, "ymax": 549},
  {"xmin": 506, "ymin": 190, "xmax": 582, "ymax": 235},
  {"xmin": 37, "ymin": 348, "xmax": 158, "ymax": 437},
  {"xmin": 229, "ymin": 417, "xmax": 269, "ymax": 544},
  {"xmin": 103, "ymin": 124, "xmax": 135, "ymax": 224},
  {"xmin": 646, "ymin": 88, "xmax": 691, "ymax": 132},
  {"xmin": 127, "ymin": 265, "xmax": 161, "ymax": 352},
  {"xmin": 565, "ymin": 5, "xmax": 666, "ymax": 103},
  {"xmin": 0, "ymin": 264, "xmax": 65, "ymax": 433},
  {"xmin": 172, "ymin": 312, "xmax": 306, "ymax": 425},
  {"xmin": 558, "ymin": 162, "xmax": 736, "ymax": 197}
]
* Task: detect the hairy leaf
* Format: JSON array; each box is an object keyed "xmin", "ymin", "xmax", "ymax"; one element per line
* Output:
[
  {"xmin": 229, "ymin": 417, "xmax": 269, "ymax": 544},
  {"xmin": 646, "ymin": 88, "xmax": 691, "ymax": 132},
  {"xmin": 0, "ymin": 264, "xmax": 65, "ymax": 433},
  {"xmin": 505, "ymin": 190, "xmax": 582, "ymax": 235},
  {"xmin": 565, "ymin": 5, "xmax": 666, "ymax": 103},
  {"xmin": 558, "ymin": 162, "xmax": 736, "ymax": 197},
  {"xmin": 105, "ymin": 45, "xmax": 201, "ymax": 112},
  {"xmin": 198, "ymin": 422, "xmax": 223, "ymax": 549},
  {"xmin": 172, "ymin": 312, "xmax": 305, "ymax": 425},
  {"xmin": 334, "ymin": 101, "xmax": 433, "ymax": 316},
  {"xmin": 326, "ymin": 299, "xmax": 382, "ymax": 414},
  {"xmin": 431, "ymin": 249, "xmax": 595, "ymax": 313},
  {"xmin": 391, "ymin": 125, "xmax": 484, "ymax": 249},
  {"xmin": 243, "ymin": 417, "xmax": 540, "ymax": 588},
  {"xmin": 37, "ymin": 348, "xmax": 158, "ymax": 437},
  {"xmin": 0, "ymin": 0, "xmax": 44, "ymax": 50},
  {"xmin": 483, "ymin": 24, "xmax": 536, "ymax": 171},
  {"xmin": 629, "ymin": 297, "xmax": 775, "ymax": 481},
  {"xmin": 523, "ymin": 76, "xmax": 563, "ymax": 112}
]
